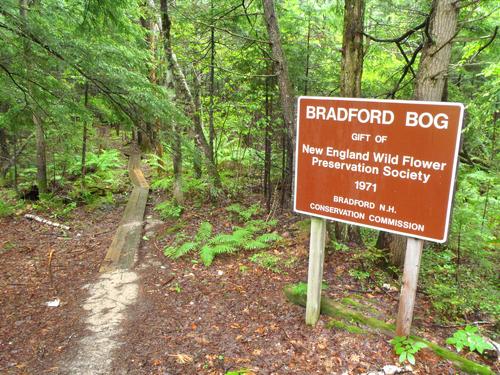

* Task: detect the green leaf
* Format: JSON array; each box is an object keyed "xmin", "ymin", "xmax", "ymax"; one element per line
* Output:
[
  {"xmin": 175, "ymin": 241, "xmax": 198, "ymax": 258},
  {"xmin": 200, "ymin": 245, "xmax": 215, "ymax": 266},
  {"xmin": 398, "ymin": 352, "xmax": 407, "ymax": 363},
  {"xmin": 407, "ymin": 353, "xmax": 415, "ymax": 365},
  {"xmin": 195, "ymin": 221, "xmax": 213, "ymax": 242}
]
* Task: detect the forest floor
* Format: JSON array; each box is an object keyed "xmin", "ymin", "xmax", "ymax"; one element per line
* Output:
[{"xmin": 0, "ymin": 174, "xmax": 498, "ymax": 374}]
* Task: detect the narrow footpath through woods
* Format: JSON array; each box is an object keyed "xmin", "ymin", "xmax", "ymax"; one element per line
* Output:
[{"xmin": 60, "ymin": 149, "xmax": 149, "ymax": 374}]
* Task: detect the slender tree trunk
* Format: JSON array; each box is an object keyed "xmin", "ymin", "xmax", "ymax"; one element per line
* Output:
[
  {"xmin": 192, "ymin": 72, "xmax": 203, "ymax": 178},
  {"xmin": 340, "ymin": 0, "xmax": 364, "ymax": 98},
  {"xmin": 20, "ymin": 0, "xmax": 48, "ymax": 193},
  {"xmin": 13, "ymin": 135, "xmax": 18, "ymax": 193},
  {"xmin": 262, "ymin": 0, "xmax": 295, "ymax": 208},
  {"xmin": 376, "ymin": 0, "xmax": 459, "ymax": 267},
  {"xmin": 0, "ymin": 128, "xmax": 8, "ymax": 180},
  {"xmin": 208, "ymin": 0, "xmax": 216, "ymax": 160},
  {"xmin": 334, "ymin": 0, "xmax": 365, "ymax": 245},
  {"xmin": 33, "ymin": 114, "xmax": 48, "ymax": 193},
  {"xmin": 264, "ymin": 73, "xmax": 272, "ymax": 211},
  {"xmin": 160, "ymin": 0, "xmax": 223, "ymax": 196},
  {"xmin": 304, "ymin": 16, "xmax": 311, "ymax": 96},
  {"xmin": 143, "ymin": 0, "xmax": 166, "ymax": 167},
  {"xmin": 81, "ymin": 81, "xmax": 89, "ymax": 189},
  {"xmin": 0, "ymin": 102, "xmax": 8, "ymax": 179}
]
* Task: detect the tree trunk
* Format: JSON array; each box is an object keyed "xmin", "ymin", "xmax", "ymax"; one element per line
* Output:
[
  {"xmin": 0, "ymin": 127, "xmax": 8, "ymax": 180},
  {"xmin": 304, "ymin": 16, "xmax": 311, "ymax": 96},
  {"xmin": 264, "ymin": 73, "xmax": 272, "ymax": 211},
  {"xmin": 334, "ymin": 0, "xmax": 365, "ymax": 245},
  {"xmin": 160, "ymin": 0, "xmax": 223, "ymax": 196},
  {"xmin": 340, "ymin": 0, "xmax": 364, "ymax": 98},
  {"xmin": 20, "ymin": 0, "xmax": 48, "ymax": 193},
  {"xmin": 81, "ymin": 81, "xmax": 89, "ymax": 189},
  {"xmin": 376, "ymin": 0, "xmax": 459, "ymax": 267},
  {"xmin": 192, "ymin": 72, "xmax": 203, "ymax": 179},
  {"xmin": 262, "ymin": 0, "xmax": 295, "ymax": 208},
  {"xmin": 208, "ymin": 0, "xmax": 216, "ymax": 160},
  {"xmin": 33, "ymin": 113, "xmax": 48, "ymax": 193},
  {"xmin": 143, "ymin": 0, "xmax": 166, "ymax": 168},
  {"xmin": 0, "ymin": 103, "xmax": 9, "ymax": 179}
]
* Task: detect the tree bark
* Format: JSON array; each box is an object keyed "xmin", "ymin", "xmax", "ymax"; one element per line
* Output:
[
  {"xmin": 0, "ymin": 102, "xmax": 9, "ymax": 179},
  {"xmin": 262, "ymin": 0, "xmax": 295, "ymax": 208},
  {"xmin": 160, "ymin": 0, "xmax": 223, "ymax": 196},
  {"xmin": 19, "ymin": 0, "xmax": 48, "ymax": 193},
  {"xmin": 0, "ymin": 127, "xmax": 8, "ymax": 180},
  {"xmin": 81, "ymin": 81, "xmax": 89, "ymax": 189},
  {"xmin": 208, "ymin": 0, "xmax": 216, "ymax": 161},
  {"xmin": 376, "ymin": 0, "xmax": 459, "ymax": 267},
  {"xmin": 192, "ymin": 71, "xmax": 203, "ymax": 179},
  {"xmin": 340, "ymin": 0, "xmax": 364, "ymax": 98},
  {"xmin": 33, "ymin": 113, "xmax": 48, "ymax": 193},
  {"xmin": 335, "ymin": 0, "xmax": 365, "ymax": 245},
  {"xmin": 264, "ymin": 73, "xmax": 273, "ymax": 211}
]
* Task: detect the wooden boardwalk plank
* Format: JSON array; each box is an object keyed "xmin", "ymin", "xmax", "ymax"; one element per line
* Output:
[{"xmin": 100, "ymin": 153, "xmax": 149, "ymax": 273}]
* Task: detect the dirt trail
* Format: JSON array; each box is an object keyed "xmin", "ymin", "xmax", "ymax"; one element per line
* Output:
[
  {"xmin": 60, "ymin": 270, "xmax": 139, "ymax": 374},
  {"xmin": 60, "ymin": 150, "xmax": 147, "ymax": 374}
]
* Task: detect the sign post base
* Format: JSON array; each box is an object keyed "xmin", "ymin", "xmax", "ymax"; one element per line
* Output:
[
  {"xmin": 396, "ymin": 237, "xmax": 424, "ymax": 336},
  {"xmin": 305, "ymin": 217, "xmax": 326, "ymax": 326}
]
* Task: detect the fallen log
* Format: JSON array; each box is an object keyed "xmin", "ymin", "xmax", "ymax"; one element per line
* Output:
[
  {"xmin": 284, "ymin": 285, "xmax": 495, "ymax": 375},
  {"xmin": 24, "ymin": 214, "xmax": 70, "ymax": 231}
]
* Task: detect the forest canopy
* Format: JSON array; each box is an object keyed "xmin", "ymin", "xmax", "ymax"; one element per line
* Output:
[{"xmin": 0, "ymin": 0, "xmax": 498, "ymax": 324}]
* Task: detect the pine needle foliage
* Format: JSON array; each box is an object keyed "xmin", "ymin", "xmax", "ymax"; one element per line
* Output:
[{"xmin": 163, "ymin": 219, "xmax": 281, "ymax": 266}]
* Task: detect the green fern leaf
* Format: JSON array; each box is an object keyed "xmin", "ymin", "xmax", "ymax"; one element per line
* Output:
[
  {"xmin": 243, "ymin": 240, "xmax": 267, "ymax": 250},
  {"xmin": 256, "ymin": 232, "xmax": 282, "ymax": 243},
  {"xmin": 208, "ymin": 233, "xmax": 238, "ymax": 245},
  {"xmin": 200, "ymin": 245, "xmax": 215, "ymax": 266},
  {"xmin": 174, "ymin": 241, "xmax": 198, "ymax": 258},
  {"xmin": 232, "ymin": 228, "xmax": 253, "ymax": 241},
  {"xmin": 212, "ymin": 244, "xmax": 237, "ymax": 254},
  {"xmin": 163, "ymin": 246, "xmax": 177, "ymax": 257},
  {"xmin": 195, "ymin": 221, "xmax": 213, "ymax": 242}
]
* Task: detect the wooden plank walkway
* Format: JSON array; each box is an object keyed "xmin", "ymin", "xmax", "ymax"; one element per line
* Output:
[{"xmin": 100, "ymin": 152, "xmax": 149, "ymax": 272}]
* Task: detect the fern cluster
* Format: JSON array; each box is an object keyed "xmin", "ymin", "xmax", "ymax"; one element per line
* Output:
[
  {"xmin": 225, "ymin": 203, "xmax": 262, "ymax": 221},
  {"xmin": 164, "ymin": 219, "xmax": 281, "ymax": 266}
]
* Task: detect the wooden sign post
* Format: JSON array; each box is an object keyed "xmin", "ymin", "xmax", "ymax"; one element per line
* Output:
[
  {"xmin": 305, "ymin": 217, "xmax": 326, "ymax": 325},
  {"xmin": 294, "ymin": 97, "xmax": 464, "ymax": 329},
  {"xmin": 396, "ymin": 238, "xmax": 424, "ymax": 335}
]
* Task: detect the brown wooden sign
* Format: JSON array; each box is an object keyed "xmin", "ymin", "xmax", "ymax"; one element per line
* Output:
[{"xmin": 294, "ymin": 97, "xmax": 464, "ymax": 242}]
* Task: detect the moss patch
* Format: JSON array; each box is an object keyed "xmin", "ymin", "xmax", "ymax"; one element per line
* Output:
[
  {"xmin": 284, "ymin": 284, "xmax": 495, "ymax": 375},
  {"xmin": 327, "ymin": 318, "xmax": 365, "ymax": 334},
  {"xmin": 340, "ymin": 297, "xmax": 379, "ymax": 315}
]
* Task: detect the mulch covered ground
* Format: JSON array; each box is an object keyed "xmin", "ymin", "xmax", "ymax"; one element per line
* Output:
[
  {"xmin": 0, "ymin": 193, "xmax": 496, "ymax": 374},
  {"xmin": 0, "ymin": 203, "xmax": 123, "ymax": 374},
  {"xmin": 109, "ymin": 198, "xmax": 465, "ymax": 375}
]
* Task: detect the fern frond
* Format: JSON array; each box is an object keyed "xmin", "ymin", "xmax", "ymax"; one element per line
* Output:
[
  {"xmin": 243, "ymin": 240, "xmax": 267, "ymax": 250},
  {"xmin": 226, "ymin": 203, "xmax": 243, "ymax": 214},
  {"xmin": 195, "ymin": 221, "xmax": 212, "ymax": 242},
  {"xmin": 256, "ymin": 232, "xmax": 282, "ymax": 243},
  {"xmin": 174, "ymin": 241, "xmax": 198, "ymax": 258},
  {"xmin": 232, "ymin": 228, "xmax": 253, "ymax": 241},
  {"xmin": 208, "ymin": 233, "xmax": 238, "ymax": 245},
  {"xmin": 245, "ymin": 219, "xmax": 269, "ymax": 232},
  {"xmin": 163, "ymin": 246, "xmax": 177, "ymax": 257},
  {"xmin": 266, "ymin": 219, "xmax": 278, "ymax": 227},
  {"xmin": 200, "ymin": 245, "xmax": 215, "ymax": 266},
  {"xmin": 211, "ymin": 244, "xmax": 237, "ymax": 254}
]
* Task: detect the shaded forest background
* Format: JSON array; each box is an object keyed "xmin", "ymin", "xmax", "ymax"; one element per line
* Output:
[{"xmin": 0, "ymin": 0, "xmax": 498, "ymax": 324}]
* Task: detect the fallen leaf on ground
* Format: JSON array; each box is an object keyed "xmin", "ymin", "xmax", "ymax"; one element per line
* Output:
[{"xmin": 169, "ymin": 353, "xmax": 193, "ymax": 364}]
